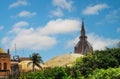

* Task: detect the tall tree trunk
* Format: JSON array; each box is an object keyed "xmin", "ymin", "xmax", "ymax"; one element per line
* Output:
[{"xmin": 33, "ymin": 63, "xmax": 35, "ymax": 72}]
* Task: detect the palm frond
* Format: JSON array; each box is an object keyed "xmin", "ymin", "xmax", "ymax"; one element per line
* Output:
[
  {"xmin": 35, "ymin": 63, "xmax": 42, "ymax": 69},
  {"xmin": 29, "ymin": 53, "xmax": 44, "ymax": 71}
]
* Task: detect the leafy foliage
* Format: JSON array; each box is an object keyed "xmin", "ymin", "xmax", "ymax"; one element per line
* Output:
[
  {"xmin": 73, "ymin": 48, "xmax": 120, "ymax": 77},
  {"xmin": 88, "ymin": 67, "xmax": 120, "ymax": 79},
  {"xmin": 19, "ymin": 67, "xmax": 74, "ymax": 79},
  {"xmin": 19, "ymin": 48, "xmax": 120, "ymax": 79}
]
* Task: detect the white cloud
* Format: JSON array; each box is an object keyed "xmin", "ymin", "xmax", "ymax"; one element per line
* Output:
[
  {"xmin": 2, "ymin": 21, "xmax": 57, "ymax": 50},
  {"xmin": 105, "ymin": 8, "xmax": 120, "ymax": 23},
  {"xmin": 53, "ymin": 0, "xmax": 73, "ymax": 11},
  {"xmin": 66, "ymin": 33, "xmax": 119, "ymax": 50},
  {"xmin": 17, "ymin": 10, "xmax": 36, "ymax": 18},
  {"xmin": 87, "ymin": 33, "xmax": 119, "ymax": 50},
  {"xmin": 10, "ymin": 21, "xmax": 29, "ymax": 33},
  {"xmin": 66, "ymin": 36, "xmax": 78, "ymax": 48},
  {"xmin": 117, "ymin": 28, "xmax": 120, "ymax": 32},
  {"xmin": 96, "ymin": 8, "xmax": 120, "ymax": 25},
  {"xmin": 2, "ymin": 19, "xmax": 80, "ymax": 51},
  {"xmin": 2, "ymin": 37, "xmax": 8, "ymax": 45},
  {"xmin": 8, "ymin": 29, "xmax": 57, "ymax": 50},
  {"xmin": 13, "ymin": 21, "xmax": 29, "ymax": 28},
  {"xmin": 0, "ymin": 26, "xmax": 4, "ymax": 30},
  {"xmin": 82, "ymin": 3, "xmax": 108, "ymax": 15},
  {"xmin": 51, "ymin": 8, "xmax": 63, "ymax": 17},
  {"xmin": 38, "ymin": 19, "xmax": 81, "ymax": 35},
  {"xmin": 11, "ymin": 11, "xmax": 36, "ymax": 18},
  {"xmin": 9, "ymin": 0, "xmax": 28, "ymax": 9}
]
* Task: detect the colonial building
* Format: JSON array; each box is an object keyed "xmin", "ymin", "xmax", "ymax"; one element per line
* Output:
[
  {"xmin": 74, "ymin": 20, "xmax": 93, "ymax": 54},
  {"xmin": 0, "ymin": 48, "xmax": 10, "ymax": 78}
]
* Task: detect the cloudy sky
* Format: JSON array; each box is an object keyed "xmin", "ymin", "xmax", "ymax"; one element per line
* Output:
[{"xmin": 0, "ymin": 0, "xmax": 120, "ymax": 61}]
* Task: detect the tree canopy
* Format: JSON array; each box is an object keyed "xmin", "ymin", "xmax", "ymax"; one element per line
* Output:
[
  {"xmin": 27, "ymin": 53, "xmax": 43, "ymax": 71},
  {"xmin": 19, "ymin": 47, "xmax": 120, "ymax": 79}
]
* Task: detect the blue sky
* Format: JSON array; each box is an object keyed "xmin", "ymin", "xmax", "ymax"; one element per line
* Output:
[{"xmin": 0, "ymin": 0, "xmax": 120, "ymax": 61}]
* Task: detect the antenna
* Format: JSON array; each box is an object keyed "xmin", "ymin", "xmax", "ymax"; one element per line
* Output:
[
  {"xmin": 15, "ymin": 43, "xmax": 17, "ymax": 56},
  {"xmin": 13, "ymin": 43, "xmax": 20, "ymax": 61}
]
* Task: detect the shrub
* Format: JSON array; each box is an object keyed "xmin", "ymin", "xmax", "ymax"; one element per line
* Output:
[{"xmin": 88, "ymin": 67, "xmax": 120, "ymax": 79}]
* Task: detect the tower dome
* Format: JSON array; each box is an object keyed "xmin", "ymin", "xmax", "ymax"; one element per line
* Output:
[
  {"xmin": 74, "ymin": 19, "xmax": 93, "ymax": 54},
  {"xmin": 0, "ymin": 48, "xmax": 5, "ymax": 53}
]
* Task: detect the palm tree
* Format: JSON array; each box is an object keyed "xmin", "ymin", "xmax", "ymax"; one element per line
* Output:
[{"xmin": 27, "ymin": 53, "xmax": 44, "ymax": 71}]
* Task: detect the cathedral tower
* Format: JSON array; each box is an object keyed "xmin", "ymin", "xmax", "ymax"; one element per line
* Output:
[{"xmin": 74, "ymin": 20, "xmax": 93, "ymax": 54}]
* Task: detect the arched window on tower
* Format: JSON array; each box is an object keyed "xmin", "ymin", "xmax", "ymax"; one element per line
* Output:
[
  {"xmin": 0, "ymin": 63, "xmax": 2, "ymax": 70},
  {"xmin": 4, "ymin": 63, "xmax": 7, "ymax": 70}
]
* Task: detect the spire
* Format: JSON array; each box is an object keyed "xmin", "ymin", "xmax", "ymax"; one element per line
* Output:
[
  {"xmin": 81, "ymin": 19, "xmax": 85, "ymax": 34},
  {"xmin": 74, "ymin": 19, "xmax": 93, "ymax": 54},
  {"xmin": 7, "ymin": 49, "xmax": 10, "ymax": 54},
  {"xmin": 80, "ymin": 19, "xmax": 87, "ymax": 39}
]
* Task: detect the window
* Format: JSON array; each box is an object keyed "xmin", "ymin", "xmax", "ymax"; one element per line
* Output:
[
  {"xmin": 4, "ymin": 63, "xmax": 7, "ymax": 70},
  {"xmin": 0, "ymin": 63, "xmax": 1, "ymax": 70}
]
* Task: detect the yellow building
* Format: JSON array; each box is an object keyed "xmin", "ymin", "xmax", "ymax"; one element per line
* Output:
[{"xmin": 0, "ymin": 48, "xmax": 11, "ymax": 78}]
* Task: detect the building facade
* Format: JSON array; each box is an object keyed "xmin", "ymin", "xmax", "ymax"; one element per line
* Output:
[
  {"xmin": 0, "ymin": 48, "xmax": 10, "ymax": 78},
  {"xmin": 74, "ymin": 20, "xmax": 93, "ymax": 54}
]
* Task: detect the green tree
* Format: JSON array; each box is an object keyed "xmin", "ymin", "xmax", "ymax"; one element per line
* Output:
[
  {"xmin": 73, "ymin": 48, "xmax": 120, "ymax": 77},
  {"xmin": 28, "ymin": 53, "xmax": 43, "ymax": 71},
  {"xmin": 19, "ymin": 48, "xmax": 120, "ymax": 79},
  {"xmin": 88, "ymin": 67, "xmax": 120, "ymax": 79}
]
